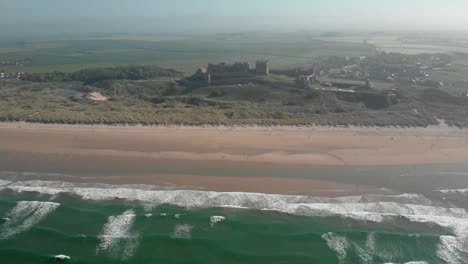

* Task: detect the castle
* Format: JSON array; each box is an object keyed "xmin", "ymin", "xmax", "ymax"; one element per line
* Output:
[
  {"xmin": 195, "ymin": 60, "xmax": 269, "ymax": 86},
  {"xmin": 255, "ymin": 60, "xmax": 269, "ymax": 76}
]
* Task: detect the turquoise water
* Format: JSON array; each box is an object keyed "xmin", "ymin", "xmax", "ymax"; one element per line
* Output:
[{"xmin": 0, "ymin": 180, "xmax": 467, "ymax": 264}]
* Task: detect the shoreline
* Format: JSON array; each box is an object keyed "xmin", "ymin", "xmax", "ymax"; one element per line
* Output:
[
  {"xmin": 1, "ymin": 121, "xmax": 468, "ymax": 195},
  {"xmin": 1, "ymin": 120, "xmax": 467, "ymax": 128},
  {"xmin": 1, "ymin": 120, "xmax": 467, "ymax": 135}
]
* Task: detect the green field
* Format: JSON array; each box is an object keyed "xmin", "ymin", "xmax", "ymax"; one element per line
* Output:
[
  {"xmin": 428, "ymin": 65, "xmax": 468, "ymax": 94},
  {"xmin": 315, "ymin": 33, "xmax": 468, "ymax": 54},
  {"xmin": 0, "ymin": 33, "xmax": 374, "ymax": 74}
]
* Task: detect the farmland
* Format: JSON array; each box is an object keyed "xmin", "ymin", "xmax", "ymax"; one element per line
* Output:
[
  {"xmin": 1, "ymin": 33, "xmax": 468, "ymax": 128},
  {"xmin": 0, "ymin": 33, "xmax": 374, "ymax": 73},
  {"xmin": 315, "ymin": 33, "xmax": 468, "ymax": 54}
]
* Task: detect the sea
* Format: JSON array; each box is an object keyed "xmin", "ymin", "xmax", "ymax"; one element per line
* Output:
[{"xmin": 1, "ymin": 171, "xmax": 468, "ymax": 264}]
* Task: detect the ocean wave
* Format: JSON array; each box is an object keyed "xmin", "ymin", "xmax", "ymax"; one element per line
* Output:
[
  {"xmin": 354, "ymin": 232, "xmax": 376, "ymax": 264},
  {"xmin": 0, "ymin": 181, "xmax": 438, "ymax": 208},
  {"xmin": 96, "ymin": 210, "xmax": 138, "ymax": 260},
  {"xmin": 324, "ymin": 231, "xmax": 434, "ymax": 264},
  {"xmin": 323, "ymin": 232, "xmax": 376, "ymax": 264},
  {"xmin": 0, "ymin": 180, "xmax": 11, "ymax": 187},
  {"xmin": 366, "ymin": 232, "xmax": 375, "ymax": 252},
  {"xmin": 171, "ymin": 224, "xmax": 193, "ymax": 239},
  {"xmin": 437, "ymin": 235, "xmax": 468, "ymax": 264},
  {"xmin": 3, "ymin": 180, "xmax": 468, "ymax": 261},
  {"xmin": 437, "ymin": 189, "xmax": 468, "ymax": 194},
  {"xmin": 210, "ymin": 216, "xmax": 226, "ymax": 227},
  {"xmin": 0, "ymin": 201, "xmax": 60, "ymax": 239},
  {"xmin": 53, "ymin": 254, "xmax": 71, "ymax": 261},
  {"xmin": 384, "ymin": 262, "xmax": 429, "ymax": 264},
  {"xmin": 1, "ymin": 180, "xmax": 435, "ymax": 204},
  {"xmin": 322, "ymin": 232, "xmax": 348, "ymax": 263},
  {"xmin": 354, "ymin": 243, "xmax": 373, "ymax": 264},
  {"xmin": 2, "ymin": 181, "xmax": 467, "ymax": 229}
]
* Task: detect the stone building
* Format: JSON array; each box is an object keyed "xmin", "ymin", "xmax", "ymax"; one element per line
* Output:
[
  {"xmin": 193, "ymin": 59, "xmax": 269, "ymax": 86},
  {"xmin": 255, "ymin": 60, "xmax": 269, "ymax": 75}
]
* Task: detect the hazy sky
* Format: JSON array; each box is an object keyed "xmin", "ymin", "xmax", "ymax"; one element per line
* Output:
[{"xmin": 2, "ymin": 0, "xmax": 468, "ymax": 38}]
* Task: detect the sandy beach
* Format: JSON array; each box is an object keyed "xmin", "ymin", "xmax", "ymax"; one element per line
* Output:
[
  {"xmin": 1, "ymin": 122, "xmax": 467, "ymax": 166},
  {"xmin": 0, "ymin": 122, "xmax": 467, "ymax": 195}
]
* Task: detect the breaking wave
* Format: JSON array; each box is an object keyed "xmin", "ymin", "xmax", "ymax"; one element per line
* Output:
[
  {"xmin": 210, "ymin": 216, "xmax": 226, "ymax": 227},
  {"xmin": 437, "ymin": 235, "xmax": 468, "ymax": 264},
  {"xmin": 96, "ymin": 210, "xmax": 138, "ymax": 260},
  {"xmin": 437, "ymin": 189, "xmax": 468, "ymax": 195},
  {"xmin": 322, "ymin": 232, "xmax": 349, "ymax": 263},
  {"xmin": 2, "ymin": 180, "xmax": 468, "ymax": 262},
  {"xmin": 171, "ymin": 224, "xmax": 193, "ymax": 239},
  {"xmin": 385, "ymin": 261, "xmax": 429, "ymax": 264},
  {"xmin": 0, "ymin": 180, "xmax": 11, "ymax": 187},
  {"xmin": 0, "ymin": 201, "xmax": 60, "ymax": 239},
  {"xmin": 323, "ymin": 231, "xmax": 435, "ymax": 264}
]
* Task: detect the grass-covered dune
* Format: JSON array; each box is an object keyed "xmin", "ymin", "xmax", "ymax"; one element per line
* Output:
[{"xmin": 1, "ymin": 65, "xmax": 467, "ymax": 127}]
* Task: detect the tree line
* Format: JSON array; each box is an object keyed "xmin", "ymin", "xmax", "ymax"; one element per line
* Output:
[{"xmin": 21, "ymin": 65, "xmax": 182, "ymax": 84}]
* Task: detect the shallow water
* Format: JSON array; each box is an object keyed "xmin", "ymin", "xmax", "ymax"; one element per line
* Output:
[{"xmin": 0, "ymin": 179, "xmax": 468, "ymax": 264}]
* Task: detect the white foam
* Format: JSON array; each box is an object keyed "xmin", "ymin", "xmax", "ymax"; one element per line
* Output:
[
  {"xmin": 384, "ymin": 262, "xmax": 429, "ymax": 264},
  {"xmin": 0, "ymin": 181, "xmax": 437, "ymax": 213},
  {"xmin": 4, "ymin": 180, "xmax": 468, "ymax": 256},
  {"xmin": 322, "ymin": 232, "xmax": 349, "ymax": 263},
  {"xmin": 365, "ymin": 232, "xmax": 376, "ymax": 252},
  {"xmin": 53, "ymin": 254, "xmax": 71, "ymax": 261},
  {"xmin": 352, "ymin": 232, "xmax": 376, "ymax": 264},
  {"xmin": 160, "ymin": 213, "xmax": 167, "ymax": 217},
  {"xmin": 0, "ymin": 201, "xmax": 60, "ymax": 239},
  {"xmin": 210, "ymin": 216, "xmax": 226, "ymax": 227},
  {"xmin": 437, "ymin": 235, "xmax": 468, "ymax": 264},
  {"xmin": 96, "ymin": 210, "xmax": 138, "ymax": 260},
  {"xmin": 354, "ymin": 244, "xmax": 373, "ymax": 264},
  {"xmin": 325, "ymin": 231, "xmax": 429, "ymax": 264},
  {"xmin": 144, "ymin": 214, "xmax": 152, "ymax": 218},
  {"xmin": 171, "ymin": 224, "xmax": 192, "ymax": 239},
  {"xmin": 174, "ymin": 214, "xmax": 181, "ymax": 219},
  {"xmin": 0, "ymin": 180, "xmax": 11, "ymax": 187},
  {"xmin": 437, "ymin": 189, "xmax": 468, "ymax": 194}
]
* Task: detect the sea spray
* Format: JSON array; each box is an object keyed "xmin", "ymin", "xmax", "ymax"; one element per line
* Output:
[
  {"xmin": 53, "ymin": 254, "xmax": 71, "ymax": 261},
  {"xmin": 3, "ymin": 180, "xmax": 468, "ymax": 262},
  {"xmin": 0, "ymin": 180, "xmax": 11, "ymax": 187},
  {"xmin": 0, "ymin": 201, "xmax": 59, "ymax": 239},
  {"xmin": 171, "ymin": 224, "xmax": 193, "ymax": 239},
  {"xmin": 365, "ymin": 232, "xmax": 376, "ymax": 252},
  {"xmin": 210, "ymin": 216, "xmax": 226, "ymax": 227},
  {"xmin": 355, "ymin": 232, "xmax": 376, "ymax": 264},
  {"xmin": 436, "ymin": 235, "xmax": 468, "ymax": 264},
  {"xmin": 96, "ymin": 210, "xmax": 138, "ymax": 260},
  {"xmin": 322, "ymin": 232, "xmax": 349, "ymax": 263}
]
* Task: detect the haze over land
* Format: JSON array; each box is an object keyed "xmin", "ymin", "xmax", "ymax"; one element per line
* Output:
[
  {"xmin": 1, "ymin": 0, "xmax": 468, "ymax": 41},
  {"xmin": 2, "ymin": 2, "xmax": 468, "ymax": 264}
]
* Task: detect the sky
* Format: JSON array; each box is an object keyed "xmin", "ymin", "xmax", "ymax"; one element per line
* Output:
[{"xmin": 1, "ymin": 0, "xmax": 468, "ymax": 39}]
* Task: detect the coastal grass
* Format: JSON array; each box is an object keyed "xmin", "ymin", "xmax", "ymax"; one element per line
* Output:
[{"xmin": 1, "ymin": 77, "xmax": 467, "ymax": 127}]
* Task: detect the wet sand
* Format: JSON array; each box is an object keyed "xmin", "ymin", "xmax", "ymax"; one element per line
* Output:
[{"xmin": 0, "ymin": 122, "xmax": 467, "ymax": 195}]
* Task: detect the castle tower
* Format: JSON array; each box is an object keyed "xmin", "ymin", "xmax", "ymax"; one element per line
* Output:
[{"xmin": 255, "ymin": 60, "xmax": 269, "ymax": 75}]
